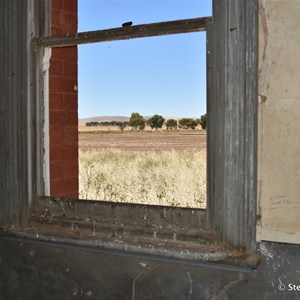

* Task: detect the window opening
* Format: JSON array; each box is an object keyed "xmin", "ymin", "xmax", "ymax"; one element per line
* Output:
[
  {"xmin": 77, "ymin": 33, "xmax": 207, "ymax": 208},
  {"xmin": 46, "ymin": 18, "xmax": 209, "ymax": 209}
]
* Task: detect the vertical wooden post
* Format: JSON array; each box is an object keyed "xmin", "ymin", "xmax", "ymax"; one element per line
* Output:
[{"xmin": 208, "ymin": 0, "xmax": 258, "ymax": 252}]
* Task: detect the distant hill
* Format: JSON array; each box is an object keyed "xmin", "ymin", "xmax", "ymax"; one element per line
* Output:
[{"xmin": 79, "ymin": 116, "xmax": 130, "ymax": 126}]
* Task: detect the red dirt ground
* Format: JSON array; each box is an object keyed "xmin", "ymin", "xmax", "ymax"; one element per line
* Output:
[{"xmin": 79, "ymin": 130, "xmax": 206, "ymax": 152}]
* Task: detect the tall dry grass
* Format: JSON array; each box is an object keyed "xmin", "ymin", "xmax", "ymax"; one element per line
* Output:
[{"xmin": 79, "ymin": 149, "xmax": 206, "ymax": 208}]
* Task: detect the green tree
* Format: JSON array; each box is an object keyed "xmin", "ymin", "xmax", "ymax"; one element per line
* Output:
[
  {"xmin": 166, "ymin": 119, "xmax": 178, "ymax": 130},
  {"xmin": 128, "ymin": 113, "xmax": 146, "ymax": 130},
  {"xmin": 178, "ymin": 118, "xmax": 198, "ymax": 130},
  {"xmin": 147, "ymin": 114, "xmax": 165, "ymax": 130},
  {"xmin": 197, "ymin": 114, "xmax": 207, "ymax": 130},
  {"xmin": 116, "ymin": 121, "xmax": 128, "ymax": 133}
]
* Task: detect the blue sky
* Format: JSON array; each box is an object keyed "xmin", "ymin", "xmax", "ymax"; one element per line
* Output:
[{"xmin": 78, "ymin": 0, "xmax": 212, "ymax": 118}]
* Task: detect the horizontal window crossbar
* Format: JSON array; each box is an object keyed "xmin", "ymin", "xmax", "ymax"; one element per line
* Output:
[
  {"xmin": 37, "ymin": 17, "xmax": 211, "ymax": 48},
  {"xmin": 34, "ymin": 196, "xmax": 208, "ymax": 239}
]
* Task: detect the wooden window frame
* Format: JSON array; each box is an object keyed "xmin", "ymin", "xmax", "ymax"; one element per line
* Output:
[{"xmin": 0, "ymin": 0, "xmax": 259, "ymax": 268}]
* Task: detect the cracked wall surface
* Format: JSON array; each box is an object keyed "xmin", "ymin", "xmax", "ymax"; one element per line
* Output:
[
  {"xmin": 0, "ymin": 238, "xmax": 299, "ymax": 300},
  {"xmin": 257, "ymin": 0, "xmax": 300, "ymax": 243}
]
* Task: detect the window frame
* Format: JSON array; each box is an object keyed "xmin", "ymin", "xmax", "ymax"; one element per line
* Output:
[
  {"xmin": 0, "ymin": 0, "xmax": 258, "ymax": 267},
  {"xmin": 36, "ymin": 15, "xmax": 215, "ymax": 261}
]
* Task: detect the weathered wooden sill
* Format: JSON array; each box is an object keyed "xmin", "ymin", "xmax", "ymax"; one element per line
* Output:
[
  {"xmin": 1, "ymin": 225, "xmax": 260, "ymax": 272},
  {"xmin": 0, "ymin": 196, "xmax": 260, "ymax": 271}
]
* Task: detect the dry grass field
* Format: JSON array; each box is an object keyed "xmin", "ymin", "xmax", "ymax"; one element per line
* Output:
[{"xmin": 79, "ymin": 128, "xmax": 207, "ymax": 208}]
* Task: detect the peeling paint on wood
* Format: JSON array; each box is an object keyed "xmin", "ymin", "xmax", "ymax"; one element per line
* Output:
[
  {"xmin": 37, "ymin": 17, "xmax": 211, "ymax": 48},
  {"xmin": 208, "ymin": 0, "xmax": 258, "ymax": 252}
]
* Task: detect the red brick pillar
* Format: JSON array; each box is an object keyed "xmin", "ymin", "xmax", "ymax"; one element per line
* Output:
[{"xmin": 49, "ymin": 0, "xmax": 78, "ymax": 198}]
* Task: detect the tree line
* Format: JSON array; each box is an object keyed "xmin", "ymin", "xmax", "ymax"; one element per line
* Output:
[
  {"xmin": 86, "ymin": 121, "xmax": 128, "ymax": 132},
  {"xmin": 86, "ymin": 113, "xmax": 207, "ymax": 131}
]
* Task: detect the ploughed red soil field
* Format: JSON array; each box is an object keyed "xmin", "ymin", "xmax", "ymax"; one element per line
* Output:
[{"xmin": 79, "ymin": 130, "xmax": 206, "ymax": 152}]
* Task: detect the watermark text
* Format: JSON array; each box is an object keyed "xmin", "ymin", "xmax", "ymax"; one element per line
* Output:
[{"xmin": 278, "ymin": 283, "xmax": 300, "ymax": 292}]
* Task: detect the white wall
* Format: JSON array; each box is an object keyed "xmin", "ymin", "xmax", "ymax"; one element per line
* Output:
[{"xmin": 257, "ymin": 0, "xmax": 300, "ymax": 243}]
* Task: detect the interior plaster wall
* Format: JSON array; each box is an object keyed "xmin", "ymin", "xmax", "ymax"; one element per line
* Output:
[{"xmin": 257, "ymin": 0, "xmax": 300, "ymax": 243}]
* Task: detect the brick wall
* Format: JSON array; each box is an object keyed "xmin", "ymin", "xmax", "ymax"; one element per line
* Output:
[{"xmin": 49, "ymin": 0, "xmax": 78, "ymax": 198}]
